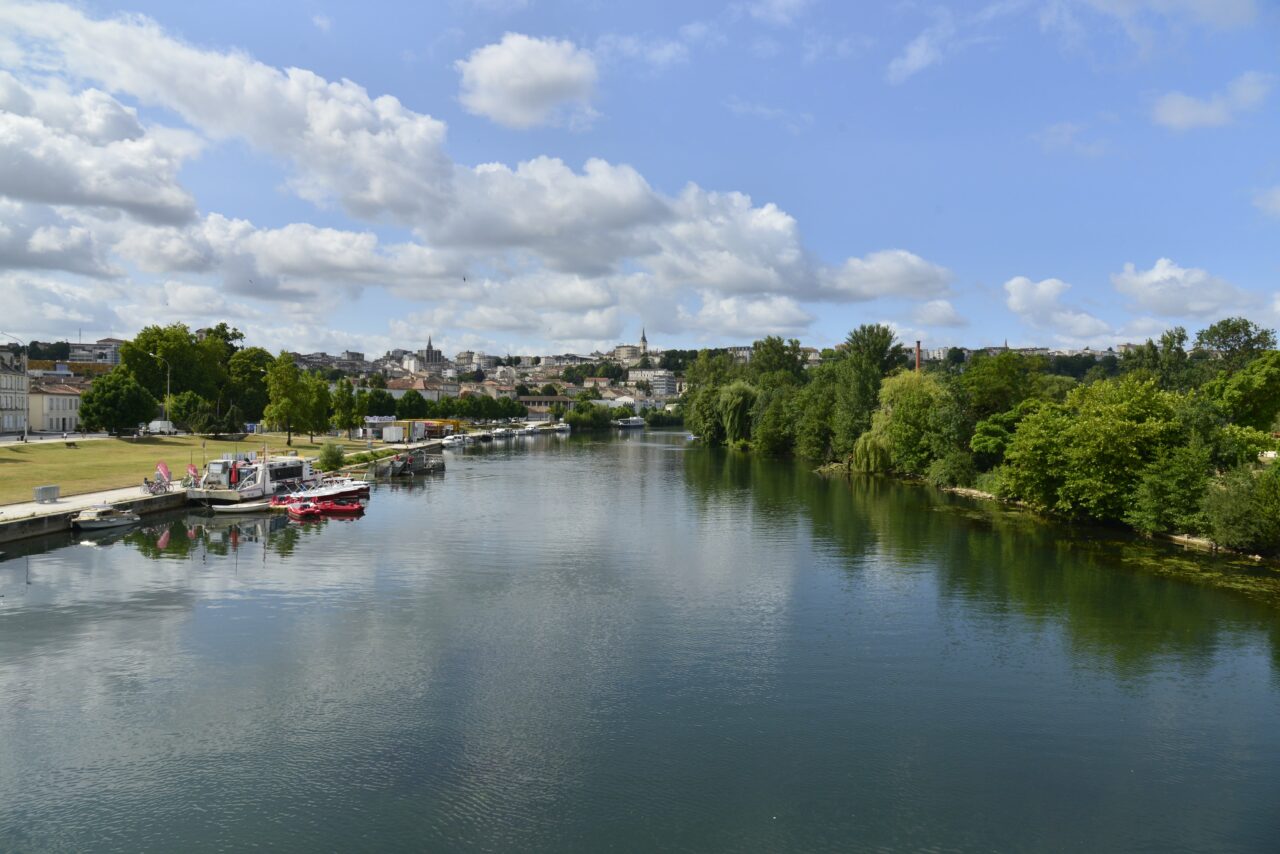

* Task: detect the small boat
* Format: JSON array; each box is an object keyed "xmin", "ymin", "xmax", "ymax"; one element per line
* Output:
[
  {"xmin": 72, "ymin": 505, "xmax": 141, "ymax": 529},
  {"xmin": 286, "ymin": 503, "xmax": 324, "ymax": 521},
  {"xmin": 311, "ymin": 499, "xmax": 365, "ymax": 516},
  {"xmin": 211, "ymin": 499, "xmax": 273, "ymax": 513},
  {"xmin": 613, "ymin": 416, "xmax": 645, "ymax": 429},
  {"xmin": 552, "ymin": 423, "xmax": 571, "ymax": 433}
]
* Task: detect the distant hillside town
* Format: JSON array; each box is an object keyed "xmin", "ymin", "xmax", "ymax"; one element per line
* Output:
[{"xmin": 1, "ymin": 324, "xmax": 1145, "ymax": 438}]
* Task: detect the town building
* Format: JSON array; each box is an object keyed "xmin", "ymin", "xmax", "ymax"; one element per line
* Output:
[
  {"xmin": 68, "ymin": 337, "xmax": 126, "ymax": 366},
  {"xmin": 418, "ymin": 336, "xmax": 445, "ymax": 365},
  {"xmin": 28, "ymin": 381, "xmax": 82, "ymax": 433},
  {"xmin": 517, "ymin": 395, "xmax": 574, "ymax": 421},
  {"xmin": 627, "ymin": 368, "xmax": 677, "ymax": 396},
  {"xmin": 0, "ymin": 349, "xmax": 29, "ymax": 436}
]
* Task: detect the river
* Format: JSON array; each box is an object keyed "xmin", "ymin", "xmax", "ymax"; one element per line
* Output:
[{"xmin": 1, "ymin": 431, "xmax": 1278, "ymax": 851}]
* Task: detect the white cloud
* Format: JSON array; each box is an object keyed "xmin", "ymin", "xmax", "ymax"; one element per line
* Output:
[
  {"xmin": 747, "ymin": 0, "xmax": 813, "ymax": 27},
  {"xmin": 594, "ymin": 34, "xmax": 689, "ymax": 69},
  {"xmin": 0, "ymin": 73, "xmax": 200, "ymax": 224},
  {"xmin": 1255, "ymin": 186, "xmax": 1280, "ymax": 217},
  {"xmin": 818, "ymin": 250, "xmax": 952, "ymax": 301},
  {"xmin": 1004, "ymin": 276, "xmax": 1112, "ymax": 340},
  {"xmin": 725, "ymin": 97, "xmax": 814, "ymax": 134},
  {"xmin": 1082, "ymin": 0, "xmax": 1255, "ymax": 30},
  {"xmin": 456, "ymin": 33, "xmax": 597, "ymax": 129},
  {"xmin": 680, "ymin": 294, "xmax": 813, "ymax": 339},
  {"xmin": 1111, "ymin": 258, "xmax": 1255, "ymax": 318},
  {"xmin": 886, "ymin": 10, "xmax": 956, "ymax": 84},
  {"xmin": 1153, "ymin": 71, "xmax": 1272, "ymax": 130},
  {"xmin": 1034, "ymin": 121, "xmax": 1105, "ymax": 156},
  {"xmin": 311, "ymin": 14, "xmax": 331, "ymax": 32},
  {"xmin": 0, "ymin": 200, "xmax": 119, "ymax": 278},
  {"xmin": 913, "ymin": 299, "xmax": 967, "ymax": 327}
]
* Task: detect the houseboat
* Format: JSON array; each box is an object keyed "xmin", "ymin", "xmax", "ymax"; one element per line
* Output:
[
  {"xmin": 188, "ymin": 453, "xmax": 322, "ymax": 505},
  {"xmin": 614, "ymin": 416, "xmax": 645, "ymax": 429}
]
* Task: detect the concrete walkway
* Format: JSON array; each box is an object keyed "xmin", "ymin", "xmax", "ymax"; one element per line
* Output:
[{"xmin": 0, "ymin": 485, "xmax": 157, "ymax": 522}]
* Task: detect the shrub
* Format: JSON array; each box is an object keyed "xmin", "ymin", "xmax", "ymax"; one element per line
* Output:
[
  {"xmin": 318, "ymin": 441, "xmax": 345, "ymax": 471},
  {"xmin": 926, "ymin": 449, "xmax": 976, "ymax": 488}
]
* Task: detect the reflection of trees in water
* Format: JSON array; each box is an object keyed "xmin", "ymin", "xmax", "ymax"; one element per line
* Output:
[
  {"xmin": 684, "ymin": 447, "xmax": 1280, "ymax": 675},
  {"xmin": 121, "ymin": 514, "xmax": 288, "ymax": 561}
]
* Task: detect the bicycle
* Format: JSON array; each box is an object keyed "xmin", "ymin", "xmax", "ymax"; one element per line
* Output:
[{"xmin": 140, "ymin": 477, "xmax": 172, "ymax": 495}]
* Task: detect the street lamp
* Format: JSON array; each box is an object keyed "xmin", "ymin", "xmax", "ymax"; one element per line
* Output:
[
  {"xmin": 148, "ymin": 351, "xmax": 171, "ymax": 428},
  {"xmin": 0, "ymin": 331, "xmax": 28, "ymax": 442}
]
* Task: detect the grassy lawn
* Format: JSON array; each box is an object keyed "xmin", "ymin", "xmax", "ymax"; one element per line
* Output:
[{"xmin": 0, "ymin": 433, "xmax": 380, "ymax": 506}]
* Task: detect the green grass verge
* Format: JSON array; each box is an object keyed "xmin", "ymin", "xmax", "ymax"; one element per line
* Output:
[{"xmin": 0, "ymin": 433, "xmax": 376, "ymax": 506}]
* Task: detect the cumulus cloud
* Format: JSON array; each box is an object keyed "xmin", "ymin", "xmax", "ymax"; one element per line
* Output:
[
  {"xmin": 886, "ymin": 10, "xmax": 956, "ymax": 84},
  {"xmin": 818, "ymin": 250, "xmax": 952, "ymax": 301},
  {"xmin": 913, "ymin": 299, "xmax": 966, "ymax": 327},
  {"xmin": 1252, "ymin": 186, "xmax": 1280, "ymax": 217},
  {"xmin": 1004, "ymin": 276, "xmax": 1112, "ymax": 340},
  {"xmin": 0, "ymin": 73, "xmax": 200, "ymax": 223},
  {"xmin": 1111, "ymin": 258, "xmax": 1256, "ymax": 318},
  {"xmin": 1034, "ymin": 121, "xmax": 1105, "ymax": 156},
  {"xmin": 1152, "ymin": 71, "xmax": 1272, "ymax": 130},
  {"xmin": 456, "ymin": 33, "xmax": 598, "ymax": 129},
  {"xmin": 679, "ymin": 294, "xmax": 813, "ymax": 339},
  {"xmin": 747, "ymin": 0, "xmax": 813, "ymax": 27}
]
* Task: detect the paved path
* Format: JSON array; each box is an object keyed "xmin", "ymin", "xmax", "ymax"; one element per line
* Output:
[{"xmin": 0, "ymin": 485, "xmax": 162, "ymax": 522}]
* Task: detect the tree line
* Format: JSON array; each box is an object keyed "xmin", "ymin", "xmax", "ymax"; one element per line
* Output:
[
  {"xmin": 78, "ymin": 323, "xmax": 526, "ymax": 440},
  {"xmin": 684, "ymin": 318, "xmax": 1280, "ymax": 554}
]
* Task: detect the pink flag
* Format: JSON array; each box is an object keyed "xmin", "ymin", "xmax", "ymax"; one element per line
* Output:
[
  {"xmin": 187, "ymin": 464, "xmax": 199, "ymax": 480},
  {"xmin": 156, "ymin": 528, "xmax": 171, "ymax": 549},
  {"xmin": 156, "ymin": 461, "xmax": 171, "ymax": 482}
]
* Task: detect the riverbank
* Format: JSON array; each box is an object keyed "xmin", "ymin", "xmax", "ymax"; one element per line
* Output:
[{"xmin": 814, "ymin": 459, "xmax": 1280, "ymax": 606}]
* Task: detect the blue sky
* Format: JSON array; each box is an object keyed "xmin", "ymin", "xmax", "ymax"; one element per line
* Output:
[{"xmin": 1, "ymin": 0, "xmax": 1277, "ymax": 358}]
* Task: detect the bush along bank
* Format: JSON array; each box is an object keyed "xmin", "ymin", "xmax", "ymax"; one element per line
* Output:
[{"xmin": 684, "ymin": 319, "xmax": 1280, "ymax": 556}]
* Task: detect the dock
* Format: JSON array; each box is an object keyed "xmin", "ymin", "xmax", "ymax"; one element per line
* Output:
[{"xmin": 0, "ymin": 487, "xmax": 192, "ymax": 545}]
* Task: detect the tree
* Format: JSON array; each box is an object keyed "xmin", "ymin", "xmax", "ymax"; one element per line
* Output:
[
  {"xmin": 331, "ymin": 378, "xmax": 359, "ymax": 437},
  {"xmin": 1195, "ymin": 317, "xmax": 1276, "ymax": 373},
  {"xmin": 718, "ymin": 381, "xmax": 758, "ymax": 444},
  {"xmin": 397, "ymin": 389, "xmax": 429, "ymax": 419},
  {"xmin": 365, "ymin": 388, "xmax": 397, "ymax": 417},
  {"xmin": 120, "ymin": 324, "xmax": 215, "ymax": 401},
  {"xmin": 515, "ymin": 383, "xmax": 531, "ymax": 397},
  {"xmin": 300, "ymin": 373, "xmax": 331, "ymax": 442},
  {"xmin": 830, "ymin": 354, "xmax": 882, "ymax": 457},
  {"xmin": 1201, "ymin": 464, "xmax": 1280, "ymax": 553},
  {"xmin": 367, "ymin": 372, "xmax": 388, "ymax": 389},
  {"xmin": 851, "ymin": 371, "xmax": 953, "ymax": 476},
  {"xmin": 166, "ymin": 390, "xmax": 208, "ymax": 432},
  {"xmin": 540, "ymin": 383, "xmax": 559, "ymax": 396},
  {"xmin": 80, "ymin": 369, "xmax": 158, "ymax": 435},
  {"xmin": 960, "ymin": 351, "xmax": 1042, "ymax": 422},
  {"xmin": 228, "ymin": 347, "xmax": 273, "ymax": 421},
  {"xmin": 1207, "ymin": 351, "xmax": 1280, "ymax": 431},
  {"xmin": 793, "ymin": 365, "xmax": 837, "ymax": 460},
  {"xmin": 1126, "ymin": 439, "xmax": 1213, "ymax": 536},
  {"xmin": 263, "ymin": 352, "xmax": 304, "ymax": 445},
  {"xmin": 843, "ymin": 324, "xmax": 907, "ymax": 375},
  {"xmin": 750, "ymin": 336, "xmax": 806, "ymax": 383}
]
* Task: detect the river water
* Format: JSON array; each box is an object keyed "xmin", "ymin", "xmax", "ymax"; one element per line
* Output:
[{"xmin": 1, "ymin": 431, "xmax": 1278, "ymax": 852}]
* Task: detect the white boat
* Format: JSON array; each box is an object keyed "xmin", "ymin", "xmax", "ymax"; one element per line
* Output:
[
  {"xmin": 72, "ymin": 505, "xmax": 141, "ymax": 529},
  {"xmin": 614, "ymin": 416, "xmax": 645, "ymax": 429},
  {"xmin": 211, "ymin": 499, "xmax": 273, "ymax": 513},
  {"xmin": 188, "ymin": 453, "xmax": 320, "ymax": 504},
  {"xmin": 442, "ymin": 434, "xmax": 465, "ymax": 447},
  {"xmin": 552, "ymin": 423, "xmax": 571, "ymax": 433}
]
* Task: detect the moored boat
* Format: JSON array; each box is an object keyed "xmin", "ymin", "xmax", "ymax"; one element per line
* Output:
[{"xmin": 72, "ymin": 505, "xmax": 141, "ymax": 529}]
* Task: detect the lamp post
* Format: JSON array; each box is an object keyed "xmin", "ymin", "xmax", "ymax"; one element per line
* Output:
[
  {"xmin": 0, "ymin": 331, "xmax": 28, "ymax": 442},
  {"xmin": 148, "ymin": 351, "xmax": 171, "ymax": 429}
]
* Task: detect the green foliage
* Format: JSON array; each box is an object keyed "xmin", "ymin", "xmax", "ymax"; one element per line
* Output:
[
  {"xmin": 960, "ymin": 351, "xmax": 1042, "ymax": 422},
  {"xmin": 318, "ymin": 441, "xmax": 345, "ymax": 472},
  {"xmin": 1206, "ymin": 350, "xmax": 1280, "ymax": 431},
  {"xmin": 750, "ymin": 336, "xmax": 807, "ymax": 383},
  {"xmin": 563, "ymin": 402, "xmax": 615, "ymax": 431},
  {"xmin": 1002, "ymin": 375, "xmax": 1178, "ymax": 521},
  {"xmin": 830, "ymin": 355, "xmax": 882, "ymax": 458},
  {"xmin": 751, "ymin": 382, "xmax": 795, "ymax": 457},
  {"xmin": 867, "ymin": 371, "xmax": 953, "ymax": 476},
  {"xmin": 1125, "ymin": 439, "xmax": 1213, "ymax": 535},
  {"xmin": 166, "ymin": 390, "xmax": 206, "ymax": 432},
  {"xmin": 332, "ymin": 378, "xmax": 358, "ymax": 436},
  {"xmin": 228, "ymin": 347, "xmax": 272, "ymax": 420},
  {"xmin": 792, "ymin": 365, "xmax": 836, "ymax": 460},
  {"xmin": 970, "ymin": 399, "xmax": 1041, "ymax": 470},
  {"xmin": 1213, "ymin": 423, "xmax": 1276, "ymax": 468},
  {"xmin": 842, "ymin": 323, "xmax": 907, "ymax": 374},
  {"xmin": 262, "ymin": 352, "xmax": 303, "ymax": 444},
  {"xmin": 396, "ymin": 389, "xmax": 429, "ymax": 419},
  {"xmin": 1201, "ymin": 465, "xmax": 1280, "ymax": 553},
  {"xmin": 364, "ymin": 388, "xmax": 397, "ymax": 417},
  {"xmin": 644, "ymin": 408, "xmax": 683, "ymax": 428},
  {"xmin": 80, "ymin": 369, "xmax": 158, "ymax": 434},
  {"xmin": 717, "ymin": 381, "xmax": 758, "ymax": 444},
  {"xmin": 540, "ymin": 383, "xmax": 559, "ymax": 396},
  {"xmin": 300, "ymin": 373, "xmax": 331, "ymax": 440},
  {"xmin": 1195, "ymin": 317, "xmax": 1276, "ymax": 373},
  {"xmin": 926, "ymin": 449, "xmax": 976, "ymax": 488}
]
